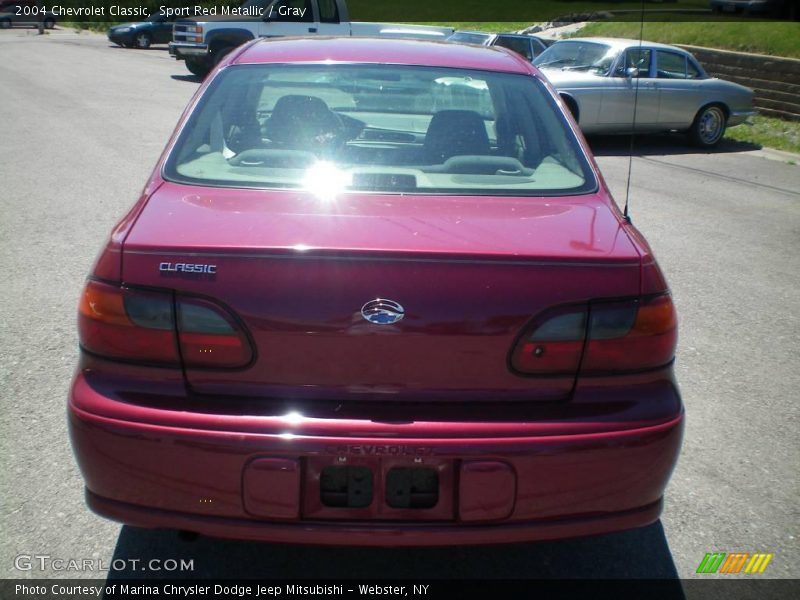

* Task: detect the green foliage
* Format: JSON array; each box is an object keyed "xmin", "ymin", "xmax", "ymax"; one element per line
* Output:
[
  {"xmin": 725, "ymin": 116, "xmax": 800, "ymax": 154},
  {"xmin": 576, "ymin": 21, "xmax": 800, "ymax": 58}
]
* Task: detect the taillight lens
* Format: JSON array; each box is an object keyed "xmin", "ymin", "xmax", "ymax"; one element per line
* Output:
[
  {"xmin": 582, "ymin": 294, "xmax": 677, "ymax": 373},
  {"xmin": 78, "ymin": 280, "xmax": 252, "ymax": 369},
  {"xmin": 177, "ymin": 296, "xmax": 252, "ymax": 368},
  {"xmin": 511, "ymin": 294, "xmax": 677, "ymax": 376},
  {"xmin": 510, "ymin": 306, "xmax": 586, "ymax": 375},
  {"xmin": 79, "ymin": 281, "xmax": 179, "ymax": 365}
]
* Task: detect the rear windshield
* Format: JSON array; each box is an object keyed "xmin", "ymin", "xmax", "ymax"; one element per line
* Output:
[
  {"xmin": 164, "ymin": 64, "xmax": 596, "ymax": 196},
  {"xmin": 447, "ymin": 32, "xmax": 492, "ymax": 45}
]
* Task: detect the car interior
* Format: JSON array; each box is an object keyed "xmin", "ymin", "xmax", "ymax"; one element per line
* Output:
[{"xmin": 170, "ymin": 66, "xmax": 592, "ymax": 193}]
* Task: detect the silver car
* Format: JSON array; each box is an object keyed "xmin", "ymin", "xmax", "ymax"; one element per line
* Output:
[{"xmin": 533, "ymin": 37, "xmax": 756, "ymax": 147}]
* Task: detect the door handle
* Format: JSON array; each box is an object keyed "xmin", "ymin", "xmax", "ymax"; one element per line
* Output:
[{"xmin": 308, "ymin": 27, "xmax": 317, "ymax": 33}]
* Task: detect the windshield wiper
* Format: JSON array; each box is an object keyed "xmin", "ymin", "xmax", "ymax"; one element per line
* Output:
[{"xmin": 535, "ymin": 59, "xmax": 573, "ymax": 68}]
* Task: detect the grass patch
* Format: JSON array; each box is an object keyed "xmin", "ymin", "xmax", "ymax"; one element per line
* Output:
[
  {"xmin": 725, "ymin": 116, "xmax": 800, "ymax": 154},
  {"xmin": 575, "ymin": 21, "xmax": 800, "ymax": 58}
]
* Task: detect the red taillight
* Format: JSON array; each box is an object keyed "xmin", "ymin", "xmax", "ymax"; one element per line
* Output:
[
  {"xmin": 510, "ymin": 307, "xmax": 586, "ymax": 375},
  {"xmin": 176, "ymin": 296, "xmax": 252, "ymax": 368},
  {"xmin": 582, "ymin": 294, "xmax": 677, "ymax": 373},
  {"xmin": 511, "ymin": 294, "xmax": 677, "ymax": 376},
  {"xmin": 78, "ymin": 280, "xmax": 252, "ymax": 369},
  {"xmin": 78, "ymin": 281, "xmax": 179, "ymax": 365}
]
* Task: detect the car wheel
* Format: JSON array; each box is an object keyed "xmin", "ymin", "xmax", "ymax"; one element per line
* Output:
[
  {"xmin": 212, "ymin": 45, "xmax": 235, "ymax": 67},
  {"xmin": 0, "ymin": 18, "xmax": 11, "ymax": 28},
  {"xmin": 43, "ymin": 17, "xmax": 54, "ymax": 29},
  {"xmin": 134, "ymin": 32, "xmax": 152, "ymax": 49},
  {"xmin": 689, "ymin": 105, "xmax": 727, "ymax": 148},
  {"xmin": 185, "ymin": 58, "xmax": 211, "ymax": 78}
]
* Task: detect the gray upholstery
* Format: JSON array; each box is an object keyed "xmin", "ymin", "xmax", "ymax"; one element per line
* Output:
[
  {"xmin": 423, "ymin": 110, "xmax": 490, "ymax": 163},
  {"xmin": 264, "ymin": 95, "xmax": 344, "ymax": 151}
]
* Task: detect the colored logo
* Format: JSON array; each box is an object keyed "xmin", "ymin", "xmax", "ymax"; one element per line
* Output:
[
  {"xmin": 696, "ymin": 552, "xmax": 773, "ymax": 574},
  {"xmin": 361, "ymin": 299, "xmax": 405, "ymax": 325}
]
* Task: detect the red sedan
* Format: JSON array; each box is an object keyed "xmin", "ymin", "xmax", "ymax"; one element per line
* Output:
[{"xmin": 69, "ymin": 37, "xmax": 683, "ymax": 546}]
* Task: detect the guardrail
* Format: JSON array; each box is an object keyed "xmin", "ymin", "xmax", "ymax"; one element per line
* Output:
[{"xmin": 678, "ymin": 44, "xmax": 800, "ymax": 121}]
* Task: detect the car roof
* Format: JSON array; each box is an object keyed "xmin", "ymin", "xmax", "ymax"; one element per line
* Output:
[
  {"xmin": 556, "ymin": 37, "xmax": 690, "ymax": 54},
  {"xmin": 233, "ymin": 37, "xmax": 534, "ymax": 74}
]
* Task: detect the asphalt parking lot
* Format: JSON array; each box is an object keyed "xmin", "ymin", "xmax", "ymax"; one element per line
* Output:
[{"xmin": 1, "ymin": 27, "xmax": 798, "ymax": 589}]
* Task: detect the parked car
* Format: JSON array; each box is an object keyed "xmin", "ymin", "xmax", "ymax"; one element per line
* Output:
[
  {"xmin": 70, "ymin": 37, "xmax": 683, "ymax": 545},
  {"xmin": 107, "ymin": 13, "xmax": 177, "ymax": 49},
  {"xmin": 170, "ymin": 0, "xmax": 454, "ymax": 77},
  {"xmin": 533, "ymin": 38, "xmax": 756, "ymax": 147},
  {"xmin": 446, "ymin": 30, "xmax": 548, "ymax": 62},
  {"xmin": 0, "ymin": 0, "xmax": 56, "ymax": 29}
]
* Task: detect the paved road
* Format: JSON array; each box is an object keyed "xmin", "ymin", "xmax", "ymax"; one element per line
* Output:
[{"xmin": 1, "ymin": 29, "xmax": 798, "ymax": 588}]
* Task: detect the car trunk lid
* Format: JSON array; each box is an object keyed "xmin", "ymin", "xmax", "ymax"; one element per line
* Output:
[{"xmin": 122, "ymin": 182, "xmax": 641, "ymax": 402}]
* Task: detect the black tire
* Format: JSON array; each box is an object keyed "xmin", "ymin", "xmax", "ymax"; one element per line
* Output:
[
  {"xmin": 561, "ymin": 95, "xmax": 579, "ymax": 123},
  {"xmin": 212, "ymin": 44, "xmax": 235, "ymax": 67},
  {"xmin": 43, "ymin": 17, "xmax": 54, "ymax": 29},
  {"xmin": 185, "ymin": 58, "xmax": 211, "ymax": 78},
  {"xmin": 134, "ymin": 31, "xmax": 152, "ymax": 49},
  {"xmin": 688, "ymin": 104, "xmax": 728, "ymax": 148},
  {"xmin": 0, "ymin": 18, "xmax": 11, "ymax": 29}
]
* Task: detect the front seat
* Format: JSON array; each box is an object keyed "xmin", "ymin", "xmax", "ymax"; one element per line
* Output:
[
  {"xmin": 264, "ymin": 95, "xmax": 344, "ymax": 153},
  {"xmin": 423, "ymin": 110, "xmax": 490, "ymax": 164}
]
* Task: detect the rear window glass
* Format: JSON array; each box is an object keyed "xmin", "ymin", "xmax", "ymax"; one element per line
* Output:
[
  {"xmin": 164, "ymin": 64, "xmax": 596, "ymax": 196},
  {"xmin": 447, "ymin": 32, "xmax": 492, "ymax": 45},
  {"xmin": 495, "ymin": 36, "xmax": 533, "ymax": 62}
]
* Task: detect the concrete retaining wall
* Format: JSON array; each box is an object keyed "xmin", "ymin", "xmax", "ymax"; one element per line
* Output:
[{"xmin": 678, "ymin": 44, "xmax": 800, "ymax": 121}]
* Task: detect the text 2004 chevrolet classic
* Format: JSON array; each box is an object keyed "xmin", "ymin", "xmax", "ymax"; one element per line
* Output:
[{"xmin": 69, "ymin": 37, "xmax": 683, "ymax": 546}]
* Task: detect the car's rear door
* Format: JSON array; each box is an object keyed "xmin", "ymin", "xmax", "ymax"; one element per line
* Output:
[{"xmin": 653, "ymin": 49, "xmax": 703, "ymax": 129}]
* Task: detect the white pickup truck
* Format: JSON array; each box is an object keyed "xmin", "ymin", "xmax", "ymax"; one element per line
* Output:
[{"xmin": 169, "ymin": 0, "xmax": 454, "ymax": 77}]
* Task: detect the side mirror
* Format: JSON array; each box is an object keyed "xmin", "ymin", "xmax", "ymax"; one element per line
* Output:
[{"xmin": 624, "ymin": 67, "xmax": 638, "ymax": 79}]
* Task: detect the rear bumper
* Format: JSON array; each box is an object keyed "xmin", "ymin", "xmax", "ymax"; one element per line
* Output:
[
  {"xmin": 729, "ymin": 109, "xmax": 757, "ymax": 127},
  {"xmin": 169, "ymin": 42, "xmax": 209, "ymax": 59},
  {"xmin": 107, "ymin": 31, "xmax": 134, "ymax": 45},
  {"xmin": 87, "ymin": 491, "xmax": 665, "ymax": 547},
  {"xmin": 69, "ymin": 371, "xmax": 683, "ymax": 546}
]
